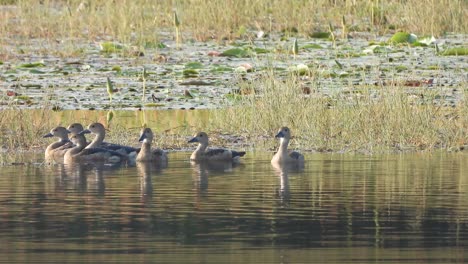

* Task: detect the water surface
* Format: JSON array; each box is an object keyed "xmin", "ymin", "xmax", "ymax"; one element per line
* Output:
[{"xmin": 1, "ymin": 152, "xmax": 467, "ymax": 263}]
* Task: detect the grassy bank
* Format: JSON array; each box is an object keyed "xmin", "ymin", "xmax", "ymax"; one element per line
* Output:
[
  {"xmin": 211, "ymin": 73, "xmax": 468, "ymax": 153},
  {"xmin": 1, "ymin": 73, "xmax": 466, "ymax": 154},
  {"xmin": 0, "ymin": 0, "xmax": 466, "ymax": 47}
]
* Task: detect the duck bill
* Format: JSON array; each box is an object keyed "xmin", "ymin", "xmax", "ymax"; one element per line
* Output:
[
  {"xmin": 275, "ymin": 131, "xmax": 284, "ymax": 138},
  {"xmin": 138, "ymin": 133, "xmax": 147, "ymax": 142},
  {"xmin": 43, "ymin": 133, "xmax": 53, "ymax": 138},
  {"xmin": 188, "ymin": 137, "xmax": 199, "ymax": 143}
]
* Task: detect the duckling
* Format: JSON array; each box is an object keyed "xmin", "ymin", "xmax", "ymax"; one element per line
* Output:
[
  {"xmin": 136, "ymin": 128, "xmax": 168, "ymax": 164},
  {"xmin": 64, "ymin": 133, "xmax": 126, "ymax": 164},
  {"xmin": 271, "ymin": 127, "xmax": 304, "ymax": 165},
  {"xmin": 188, "ymin": 132, "xmax": 246, "ymax": 162},
  {"xmin": 79, "ymin": 122, "xmax": 138, "ymax": 156},
  {"xmin": 43, "ymin": 126, "xmax": 71, "ymax": 162}
]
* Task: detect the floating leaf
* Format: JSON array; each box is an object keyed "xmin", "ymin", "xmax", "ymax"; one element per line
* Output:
[
  {"xmin": 309, "ymin": 32, "xmax": 330, "ymax": 39},
  {"xmin": 29, "ymin": 69, "xmax": 46, "ymax": 74},
  {"xmin": 210, "ymin": 65, "xmax": 233, "ymax": 73},
  {"xmin": 253, "ymin": 47, "xmax": 269, "ymax": 54},
  {"xmin": 389, "ymin": 32, "xmax": 417, "ymax": 44},
  {"xmin": 112, "ymin": 66, "xmax": 122, "ymax": 73},
  {"xmin": 185, "ymin": 62, "xmax": 204, "ymax": 69},
  {"xmin": 440, "ymin": 47, "xmax": 468, "ymax": 56},
  {"xmin": 100, "ymin": 42, "xmax": 125, "ymax": 53},
  {"xmin": 363, "ymin": 45, "xmax": 392, "ymax": 54},
  {"xmin": 183, "ymin": 68, "xmax": 199, "ymax": 77},
  {"xmin": 19, "ymin": 62, "xmax": 45, "ymax": 68},
  {"xmin": 220, "ymin": 47, "xmax": 251, "ymax": 58},
  {"xmin": 302, "ymin": 43, "xmax": 323, "ymax": 49}
]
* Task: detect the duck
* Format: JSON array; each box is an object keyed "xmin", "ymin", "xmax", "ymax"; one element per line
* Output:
[
  {"xmin": 188, "ymin": 132, "xmax": 246, "ymax": 162},
  {"xmin": 64, "ymin": 133, "xmax": 126, "ymax": 164},
  {"xmin": 43, "ymin": 126, "xmax": 71, "ymax": 162},
  {"xmin": 79, "ymin": 122, "xmax": 138, "ymax": 157},
  {"xmin": 271, "ymin": 127, "xmax": 304, "ymax": 165},
  {"xmin": 67, "ymin": 123, "xmax": 85, "ymax": 135},
  {"xmin": 136, "ymin": 127, "xmax": 168, "ymax": 164}
]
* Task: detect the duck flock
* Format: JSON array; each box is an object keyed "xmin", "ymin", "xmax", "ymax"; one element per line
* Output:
[{"xmin": 44, "ymin": 123, "xmax": 304, "ymax": 166}]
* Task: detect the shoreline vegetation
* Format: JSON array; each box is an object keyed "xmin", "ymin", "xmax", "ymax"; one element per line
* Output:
[{"xmin": 0, "ymin": 0, "xmax": 467, "ymax": 154}]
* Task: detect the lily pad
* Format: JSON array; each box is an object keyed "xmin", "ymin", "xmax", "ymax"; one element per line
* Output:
[
  {"xmin": 389, "ymin": 32, "xmax": 417, "ymax": 44},
  {"xmin": 183, "ymin": 68, "xmax": 199, "ymax": 77},
  {"xmin": 220, "ymin": 47, "xmax": 251, "ymax": 58},
  {"xmin": 302, "ymin": 43, "xmax": 323, "ymax": 49},
  {"xmin": 440, "ymin": 47, "xmax": 468, "ymax": 56},
  {"xmin": 100, "ymin": 42, "xmax": 125, "ymax": 53},
  {"xmin": 19, "ymin": 62, "xmax": 45, "ymax": 68},
  {"xmin": 185, "ymin": 62, "xmax": 204, "ymax": 69},
  {"xmin": 309, "ymin": 32, "xmax": 330, "ymax": 39}
]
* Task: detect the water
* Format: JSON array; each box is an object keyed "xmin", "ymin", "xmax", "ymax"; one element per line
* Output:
[{"xmin": 1, "ymin": 152, "xmax": 467, "ymax": 263}]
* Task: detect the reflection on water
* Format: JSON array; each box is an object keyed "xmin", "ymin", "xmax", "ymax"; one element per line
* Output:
[{"xmin": 0, "ymin": 152, "xmax": 467, "ymax": 263}]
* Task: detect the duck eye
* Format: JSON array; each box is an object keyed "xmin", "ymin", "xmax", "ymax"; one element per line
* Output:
[
  {"xmin": 285, "ymin": 128, "xmax": 289, "ymax": 132},
  {"xmin": 200, "ymin": 134, "xmax": 203, "ymax": 137}
]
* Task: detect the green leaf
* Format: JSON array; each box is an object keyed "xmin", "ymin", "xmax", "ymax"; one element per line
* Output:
[
  {"xmin": 302, "ymin": 43, "xmax": 323, "ymax": 49},
  {"xmin": 19, "ymin": 62, "xmax": 45, "ymax": 68},
  {"xmin": 183, "ymin": 69, "xmax": 199, "ymax": 77},
  {"xmin": 174, "ymin": 11, "xmax": 180, "ymax": 27},
  {"xmin": 440, "ymin": 47, "xmax": 468, "ymax": 56},
  {"xmin": 220, "ymin": 47, "xmax": 251, "ymax": 58},
  {"xmin": 100, "ymin": 42, "xmax": 125, "ymax": 53},
  {"xmin": 293, "ymin": 38, "xmax": 299, "ymax": 55},
  {"xmin": 29, "ymin": 69, "xmax": 46, "ymax": 74},
  {"xmin": 309, "ymin": 32, "xmax": 330, "ymax": 39},
  {"xmin": 185, "ymin": 62, "xmax": 204, "ymax": 69},
  {"xmin": 389, "ymin": 32, "xmax": 417, "ymax": 44}
]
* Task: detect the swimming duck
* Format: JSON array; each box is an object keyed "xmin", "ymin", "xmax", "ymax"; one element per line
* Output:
[
  {"xmin": 188, "ymin": 132, "xmax": 246, "ymax": 162},
  {"xmin": 271, "ymin": 127, "xmax": 304, "ymax": 165},
  {"xmin": 43, "ymin": 126, "xmax": 71, "ymax": 162},
  {"xmin": 79, "ymin": 122, "xmax": 138, "ymax": 156},
  {"xmin": 67, "ymin": 123, "xmax": 85, "ymax": 135},
  {"xmin": 136, "ymin": 127, "xmax": 168, "ymax": 164},
  {"xmin": 64, "ymin": 133, "xmax": 126, "ymax": 163}
]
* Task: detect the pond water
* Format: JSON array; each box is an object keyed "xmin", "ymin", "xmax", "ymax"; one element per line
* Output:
[{"xmin": 1, "ymin": 152, "xmax": 467, "ymax": 263}]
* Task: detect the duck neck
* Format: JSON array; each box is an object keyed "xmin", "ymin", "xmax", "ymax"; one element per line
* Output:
[
  {"xmin": 69, "ymin": 142, "xmax": 86, "ymax": 156},
  {"xmin": 277, "ymin": 138, "xmax": 289, "ymax": 154},
  {"xmin": 141, "ymin": 141, "xmax": 151, "ymax": 155},
  {"xmin": 196, "ymin": 142, "xmax": 208, "ymax": 153},
  {"xmin": 88, "ymin": 132, "xmax": 105, "ymax": 148},
  {"xmin": 48, "ymin": 139, "xmax": 68, "ymax": 150}
]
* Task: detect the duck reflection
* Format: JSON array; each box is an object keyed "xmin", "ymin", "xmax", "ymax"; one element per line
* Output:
[
  {"xmin": 136, "ymin": 161, "xmax": 167, "ymax": 200},
  {"xmin": 190, "ymin": 160, "xmax": 239, "ymax": 194},
  {"xmin": 272, "ymin": 162, "xmax": 304, "ymax": 205},
  {"xmin": 60, "ymin": 161, "xmax": 122, "ymax": 195}
]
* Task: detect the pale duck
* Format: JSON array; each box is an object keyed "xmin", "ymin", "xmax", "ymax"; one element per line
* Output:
[
  {"xmin": 271, "ymin": 127, "xmax": 304, "ymax": 165},
  {"xmin": 79, "ymin": 122, "xmax": 138, "ymax": 157},
  {"xmin": 136, "ymin": 127, "xmax": 168, "ymax": 165},
  {"xmin": 43, "ymin": 126, "xmax": 71, "ymax": 162},
  {"xmin": 188, "ymin": 132, "xmax": 246, "ymax": 162}
]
